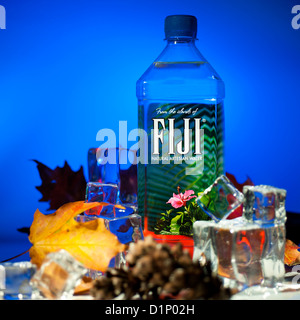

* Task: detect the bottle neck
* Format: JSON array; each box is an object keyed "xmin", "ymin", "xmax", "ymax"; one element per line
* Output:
[
  {"xmin": 166, "ymin": 37, "xmax": 196, "ymax": 45},
  {"xmin": 156, "ymin": 36, "xmax": 204, "ymax": 63}
]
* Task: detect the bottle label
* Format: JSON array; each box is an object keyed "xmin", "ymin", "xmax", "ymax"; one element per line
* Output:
[
  {"xmin": 138, "ymin": 102, "xmax": 224, "ymax": 237},
  {"xmin": 150, "ymin": 105, "xmax": 204, "ymax": 175}
]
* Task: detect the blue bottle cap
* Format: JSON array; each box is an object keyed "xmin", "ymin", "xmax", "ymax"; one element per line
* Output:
[{"xmin": 164, "ymin": 15, "xmax": 197, "ymax": 39}]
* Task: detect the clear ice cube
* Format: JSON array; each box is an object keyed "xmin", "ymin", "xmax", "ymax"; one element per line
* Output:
[
  {"xmin": 88, "ymin": 147, "xmax": 119, "ymax": 185},
  {"xmin": 231, "ymin": 223, "xmax": 286, "ymax": 289},
  {"xmin": 212, "ymin": 218, "xmax": 245, "ymax": 281},
  {"xmin": 195, "ymin": 175, "xmax": 244, "ymax": 222},
  {"xmin": 30, "ymin": 250, "xmax": 87, "ymax": 300},
  {"xmin": 205, "ymin": 218, "xmax": 286, "ymax": 290},
  {"xmin": 76, "ymin": 213, "xmax": 143, "ymax": 246},
  {"xmin": 75, "ymin": 213, "xmax": 144, "ymax": 272},
  {"xmin": 84, "ymin": 181, "xmax": 136, "ymax": 217},
  {"xmin": 0, "ymin": 262, "xmax": 36, "ymax": 300},
  {"xmin": 80, "ymin": 179, "xmax": 142, "ymax": 274},
  {"xmin": 243, "ymin": 185, "xmax": 287, "ymax": 225},
  {"xmin": 0, "ymin": 265, "xmax": 4, "ymax": 291},
  {"xmin": 106, "ymin": 214, "xmax": 144, "ymax": 269},
  {"xmin": 86, "ymin": 182, "xmax": 119, "ymax": 203},
  {"xmin": 193, "ymin": 181, "xmax": 287, "ymax": 291},
  {"xmin": 256, "ymin": 224, "xmax": 286, "ymax": 287},
  {"xmin": 85, "ymin": 182, "xmax": 118, "ymax": 216},
  {"xmin": 105, "ymin": 214, "xmax": 143, "ymax": 245},
  {"xmin": 193, "ymin": 218, "xmax": 286, "ymax": 290},
  {"xmin": 88, "ymin": 147, "xmax": 137, "ymax": 204},
  {"xmin": 192, "ymin": 220, "xmax": 217, "ymax": 268}
]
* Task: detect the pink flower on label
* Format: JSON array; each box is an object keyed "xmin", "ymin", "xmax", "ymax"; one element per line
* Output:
[{"xmin": 166, "ymin": 189, "xmax": 197, "ymax": 209}]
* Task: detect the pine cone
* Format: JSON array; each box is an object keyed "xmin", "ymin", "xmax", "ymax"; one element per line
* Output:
[{"xmin": 91, "ymin": 236, "xmax": 231, "ymax": 300}]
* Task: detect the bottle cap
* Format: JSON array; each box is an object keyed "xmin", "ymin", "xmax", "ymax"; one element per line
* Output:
[{"xmin": 164, "ymin": 15, "xmax": 197, "ymax": 39}]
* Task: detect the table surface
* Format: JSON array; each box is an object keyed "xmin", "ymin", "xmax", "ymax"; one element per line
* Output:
[{"xmin": 1, "ymin": 239, "xmax": 300, "ymax": 300}]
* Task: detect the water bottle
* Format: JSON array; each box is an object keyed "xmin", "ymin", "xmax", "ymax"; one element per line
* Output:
[{"xmin": 136, "ymin": 15, "xmax": 225, "ymax": 253}]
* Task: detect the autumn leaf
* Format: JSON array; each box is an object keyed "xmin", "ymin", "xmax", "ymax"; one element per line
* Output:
[
  {"xmin": 225, "ymin": 172, "xmax": 254, "ymax": 193},
  {"xmin": 33, "ymin": 160, "xmax": 87, "ymax": 211},
  {"xmin": 226, "ymin": 205, "xmax": 243, "ymax": 220},
  {"xmin": 29, "ymin": 201, "xmax": 126, "ymax": 271},
  {"xmin": 284, "ymin": 239, "xmax": 300, "ymax": 266}
]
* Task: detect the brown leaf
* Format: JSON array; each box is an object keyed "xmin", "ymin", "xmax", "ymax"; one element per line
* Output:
[{"xmin": 34, "ymin": 160, "xmax": 86, "ymax": 211}]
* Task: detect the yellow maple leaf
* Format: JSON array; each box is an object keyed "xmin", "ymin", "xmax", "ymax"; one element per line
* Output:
[{"xmin": 29, "ymin": 201, "xmax": 126, "ymax": 271}]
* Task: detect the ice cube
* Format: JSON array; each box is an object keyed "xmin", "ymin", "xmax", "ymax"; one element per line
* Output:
[
  {"xmin": 0, "ymin": 265, "xmax": 4, "ymax": 291},
  {"xmin": 193, "ymin": 220, "xmax": 217, "ymax": 268},
  {"xmin": 0, "ymin": 262, "xmax": 36, "ymax": 300},
  {"xmin": 76, "ymin": 214, "xmax": 143, "ymax": 246},
  {"xmin": 86, "ymin": 181, "xmax": 118, "ymax": 203},
  {"xmin": 212, "ymin": 218, "xmax": 246, "ymax": 282},
  {"xmin": 195, "ymin": 175, "xmax": 244, "ymax": 222},
  {"xmin": 105, "ymin": 214, "xmax": 143, "ymax": 245},
  {"xmin": 259, "ymin": 224, "xmax": 286, "ymax": 287},
  {"xmin": 194, "ymin": 182, "xmax": 287, "ymax": 291},
  {"xmin": 243, "ymin": 185, "xmax": 287, "ymax": 225},
  {"xmin": 204, "ymin": 218, "xmax": 286, "ymax": 290},
  {"xmin": 88, "ymin": 147, "xmax": 119, "ymax": 185},
  {"xmin": 84, "ymin": 182, "xmax": 136, "ymax": 217},
  {"xmin": 83, "ymin": 167, "xmax": 142, "ymax": 273},
  {"xmin": 85, "ymin": 182, "xmax": 118, "ymax": 216},
  {"xmin": 108, "ymin": 213, "xmax": 144, "ymax": 270},
  {"xmin": 30, "ymin": 250, "xmax": 87, "ymax": 300},
  {"xmin": 88, "ymin": 147, "xmax": 137, "ymax": 204},
  {"xmin": 231, "ymin": 223, "xmax": 286, "ymax": 289},
  {"xmin": 75, "ymin": 213, "xmax": 144, "ymax": 271}
]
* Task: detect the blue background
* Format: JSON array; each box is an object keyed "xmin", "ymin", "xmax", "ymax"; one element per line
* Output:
[{"xmin": 0, "ymin": 0, "xmax": 299, "ymax": 260}]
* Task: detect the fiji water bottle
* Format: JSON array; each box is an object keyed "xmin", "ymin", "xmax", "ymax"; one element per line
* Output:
[{"xmin": 136, "ymin": 15, "xmax": 225, "ymax": 252}]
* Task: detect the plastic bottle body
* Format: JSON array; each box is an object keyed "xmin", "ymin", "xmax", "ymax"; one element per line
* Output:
[{"xmin": 137, "ymin": 36, "xmax": 225, "ymax": 251}]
